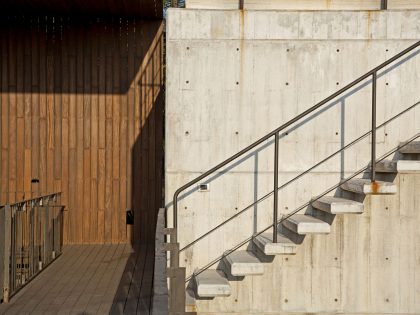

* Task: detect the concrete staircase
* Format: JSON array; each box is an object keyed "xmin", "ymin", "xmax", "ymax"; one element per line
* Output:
[{"xmin": 188, "ymin": 142, "xmax": 420, "ymax": 304}]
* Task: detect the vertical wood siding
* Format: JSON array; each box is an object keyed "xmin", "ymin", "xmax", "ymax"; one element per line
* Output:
[{"xmin": 0, "ymin": 17, "xmax": 164, "ymax": 244}]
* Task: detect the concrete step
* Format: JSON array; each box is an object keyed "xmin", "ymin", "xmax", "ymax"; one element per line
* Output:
[
  {"xmin": 253, "ymin": 232, "xmax": 298, "ymax": 255},
  {"xmin": 312, "ymin": 196, "xmax": 364, "ymax": 214},
  {"xmin": 282, "ymin": 214, "xmax": 330, "ymax": 235},
  {"xmin": 341, "ymin": 179, "xmax": 397, "ymax": 195},
  {"xmin": 223, "ymin": 250, "xmax": 264, "ymax": 276},
  {"xmin": 194, "ymin": 270, "xmax": 231, "ymax": 298},
  {"xmin": 399, "ymin": 141, "xmax": 420, "ymax": 154},
  {"xmin": 375, "ymin": 160, "xmax": 398, "ymax": 173},
  {"xmin": 376, "ymin": 160, "xmax": 420, "ymax": 173}
]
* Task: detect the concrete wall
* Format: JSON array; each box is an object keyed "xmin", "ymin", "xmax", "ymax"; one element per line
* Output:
[
  {"xmin": 185, "ymin": 0, "xmax": 420, "ymax": 10},
  {"xmin": 165, "ymin": 8, "xmax": 420, "ymax": 314}
]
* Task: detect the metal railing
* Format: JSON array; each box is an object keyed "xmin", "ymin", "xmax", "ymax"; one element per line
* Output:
[
  {"xmin": 185, "ymin": 133, "xmax": 420, "ymax": 282},
  {"xmin": 0, "ymin": 193, "xmax": 64, "ymax": 302},
  {"xmin": 166, "ymin": 40, "xmax": 420, "ymax": 313},
  {"xmin": 178, "ymin": 100, "xmax": 420, "ymax": 256}
]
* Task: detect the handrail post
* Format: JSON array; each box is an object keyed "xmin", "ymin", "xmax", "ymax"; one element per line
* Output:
[
  {"xmin": 273, "ymin": 133, "xmax": 279, "ymax": 243},
  {"xmin": 371, "ymin": 71, "xmax": 377, "ymax": 182},
  {"xmin": 1, "ymin": 205, "xmax": 11, "ymax": 303},
  {"xmin": 172, "ymin": 202, "xmax": 178, "ymax": 245}
]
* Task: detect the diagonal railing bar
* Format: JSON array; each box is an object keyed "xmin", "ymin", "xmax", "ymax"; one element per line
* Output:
[
  {"xmin": 178, "ymin": 100, "xmax": 420, "ymax": 253},
  {"xmin": 185, "ymin": 132, "xmax": 420, "ymax": 282},
  {"xmin": 168, "ymin": 45, "xmax": 420, "ymax": 212},
  {"xmin": 0, "ymin": 193, "xmax": 60, "ymax": 209}
]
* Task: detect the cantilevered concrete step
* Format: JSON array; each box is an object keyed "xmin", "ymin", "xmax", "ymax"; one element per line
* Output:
[
  {"xmin": 341, "ymin": 179, "xmax": 397, "ymax": 195},
  {"xmin": 194, "ymin": 270, "xmax": 231, "ymax": 298},
  {"xmin": 282, "ymin": 214, "xmax": 330, "ymax": 235},
  {"xmin": 399, "ymin": 141, "xmax": 420, "ymax": 154},
  {"xmin": 376, "ymin": 160, "xmax": 398, "ymax": 173},
  {"xmin": 253, "ymin": 232, "xmax": 297, "ymax": 255},
  {"xmin": 223, "ymin": 250, "xmax": 264, "ymax": 276},
  {"xmin": 312, "ymin": 196, "xmax": 364, "ymax": 214},
  {"xmin": 376, "ymin": 160, "xmax": 420, "ymax": 173}
]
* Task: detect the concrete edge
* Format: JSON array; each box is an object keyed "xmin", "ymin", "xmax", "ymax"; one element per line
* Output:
[{"xmin": 151, "ymin": 208, "xmax": 169, "ymax": 315}]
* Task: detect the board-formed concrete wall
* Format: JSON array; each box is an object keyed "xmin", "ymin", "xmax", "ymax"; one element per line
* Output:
[{"xmin": 165, "ymin": 8, "xmax": 420, "ymax": 314}]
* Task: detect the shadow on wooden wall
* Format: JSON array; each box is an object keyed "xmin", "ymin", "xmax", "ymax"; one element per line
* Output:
[{"xmin": 0, "ymin": 16, "xmax": 165, "ymax": 245}]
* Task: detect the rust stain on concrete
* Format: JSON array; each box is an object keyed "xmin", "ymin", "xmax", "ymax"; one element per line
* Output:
[
  {"xmin": 366, "ymin": 11, "xmax": 372, "ymax": 39},
  {"xmin": 371, "ymin": 181, "xmax": 379, "ymax": 194}
]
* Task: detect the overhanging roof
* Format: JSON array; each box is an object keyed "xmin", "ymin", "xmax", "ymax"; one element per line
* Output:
[{"xmin": 1, "ymin": 0, "xmax": 162, "ymax": 19}]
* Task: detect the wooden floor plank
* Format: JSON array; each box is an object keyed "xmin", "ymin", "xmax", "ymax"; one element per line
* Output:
[
  {"xmin": 1, "ymin": 246, "xmax": 85, "ymax": 314},
  {"xmin": 0, "ymin": 244, "xmax": 155, "ymax": 315},
  {"xmin": 137, "ymin": 244, "xmax": 155, "ymax": 314},
  {"xmin": 123, "ymin": 243, "xmax": 149, "ymax": 314}
]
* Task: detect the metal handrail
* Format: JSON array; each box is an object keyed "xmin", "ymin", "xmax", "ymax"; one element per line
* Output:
[
  {"xmin": 186, "ymin": 134, "xmax": 420, "ymax": 281},
  {"xmin": 178, "ymin": 100, "xmax": 420, "ymax": 253},
  {"xmin": 4, "ymin": 193, "xmax": 61, "ymax": 208},
  {"xmin": 172, "ymin": 40, "xmax": 420, "ymax": 251}
]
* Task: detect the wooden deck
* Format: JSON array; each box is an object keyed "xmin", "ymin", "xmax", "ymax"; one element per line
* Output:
[{"xmin": 0, "ymin": 244, "xmax": 155, "ymax": 315}]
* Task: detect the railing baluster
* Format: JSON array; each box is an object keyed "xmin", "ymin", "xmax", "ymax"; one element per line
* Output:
[
  {"xmin": 11, "ymin": 210, "xmax": 16, "ymax": 292},
  {"xmin": 0, "ymin": 193, "xmax": 62, "ymax": 300},
  {"xmin": 1, "ymin": 205, "xmax": 11, "ymax": 303},
  {"xmin": 273, "ymin": 133, "xmax": 279, "ymax": 243},
  {"xmin": 371, "ymin": 71, "xmax": 377, "ymax": 182}
]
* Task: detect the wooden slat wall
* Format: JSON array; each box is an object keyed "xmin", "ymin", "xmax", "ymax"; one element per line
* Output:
[{"xmin": 0, "ymin": 16, "xmax": 164, "ymax": 244}]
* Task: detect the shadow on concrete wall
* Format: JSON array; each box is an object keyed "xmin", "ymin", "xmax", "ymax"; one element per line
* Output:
[{"xmin": 170, "ymin": 48, "xmax": 420, "ymax": 277}]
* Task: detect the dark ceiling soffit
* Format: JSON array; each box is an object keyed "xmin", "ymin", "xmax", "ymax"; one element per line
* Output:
[{"xmin": 0, "ymin": 0, "xmax": 163, "ymax": 19}]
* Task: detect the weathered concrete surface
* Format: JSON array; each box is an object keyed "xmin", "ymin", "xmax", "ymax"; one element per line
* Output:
[
  {"xmin": 166, "ymin": 8, "xmax": 420, "ymax": 314},
  {"xmin": 400, "ymin": 141, "xmax": 420, "ymax": 154},
  {"xmin": 377, "ymin": 159, "xmax": 420, "ymax": 173},
  {"xmin": 185, "ymin": 0, "xmax": 420, "ymax": 10},
  {"xmin": 195, "ymin": 270, "xmax": 231, "ymax": 298},
  {"xmin": 223, "ymin": 251, "xmax": 264, "ymax": 276},
  {"xmin": 253, "ymin": 232, "xmax": 298, "ymax": 255},
  {"xmin": 396, "ymin": 160, "xmax": 420, "ymax": 172},
  {"xmin": 189, "ymin": 174, "xmax": 420, "ymax": 314},
  {"xmin": 341, "ymin": 179, "xmax": 397, "ymax": 195},
  {"xmin": 312, "ymin": 196, "xmax": 364, "ymax": 214},
  {"xmin": 376, "ymin": 160, "xmax": 399, "ymax": 173},
  {"xmin": 283, "ymin": 214, "xmax": 331, "ymax": 234}
]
